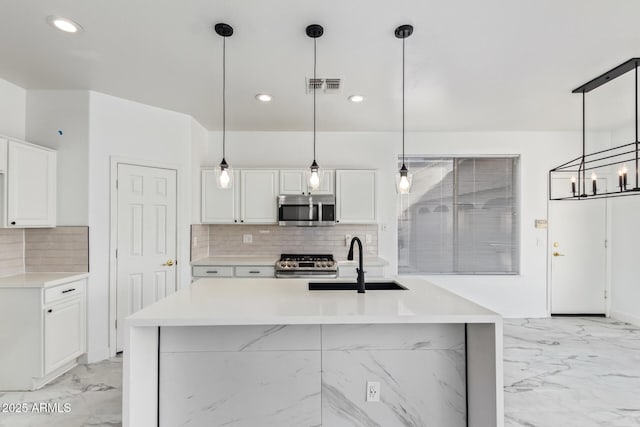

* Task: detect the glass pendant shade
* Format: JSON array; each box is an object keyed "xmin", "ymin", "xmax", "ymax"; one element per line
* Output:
[
  {"xmin": 396, "ymin": 164, "xmax": 412, "ymax": 194},
  {"xmin": 216, "ymin": 158, "xmax": 233, "ymax": 189},
  {"xmin": 308, "ymin": 160, "xmax": 323, "ymax": 191}
]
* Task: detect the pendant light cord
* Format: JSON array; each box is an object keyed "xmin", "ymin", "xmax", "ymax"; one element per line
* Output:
[
  {"xmin": 222, "ymin": 36, "xmax": 226, "ymax": 159},
  {"xmin": 402, "ymin": 37, "xmax": 406, "ymax": 167},
  {"xmin": 581, "ymin": 91, "xmax": 585, "ymax": 194},
  {"xmin": 636, "ymin": 62, "xmax": 640, "ymax": 190},
  {"xmin": 313, "ymin": 37, "xmax": 317, "ymax": 161}
]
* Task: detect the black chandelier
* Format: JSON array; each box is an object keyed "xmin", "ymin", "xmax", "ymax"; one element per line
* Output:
[{"xmin": 549, "ymin": 58, "xmax": 640, "ymax": 200}]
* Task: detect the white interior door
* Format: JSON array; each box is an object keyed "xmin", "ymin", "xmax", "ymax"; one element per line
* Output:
[
  {"xmin": 116, "ymin": 164, "xmax": 177, "ymax": 350},
  {"xmin": 550, "ymin": 181, "xmax": 607, "ymax": 314}
]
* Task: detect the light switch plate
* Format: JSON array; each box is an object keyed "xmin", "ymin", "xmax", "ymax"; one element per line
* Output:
[
  {"xmin": 243, "ymin": 234, "xmax": 253, "ymax": 244},
  {"xmin": 345, "ymin": 234, "xmax": 352, "ymax": 247}
]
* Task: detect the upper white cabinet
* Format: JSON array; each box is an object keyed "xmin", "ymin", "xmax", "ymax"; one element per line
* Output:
[
  {"xmin": 5, "ymin": 140, "xmax": 56, "ymax": 228},
  {"xmin": 201, "ymin": 169, "xmax": 279, "ymax": 224},
  {"xmin": 201, "ymin": 169, "xmax": 240, "ymax": 224},
  {"xmin": 336, "ymin": 170, "xmax": 376, "ymax": 224},
  {"xmin": 241, "ymin": 170, "xmax": 279, "ymax": 223},
  {"xmin": 0, "ymin": 138, "xmax": 7, "ymax": 173},
  {"xmin": 279, "ymin": 169, "xmax": 335, "ymax": 195}
]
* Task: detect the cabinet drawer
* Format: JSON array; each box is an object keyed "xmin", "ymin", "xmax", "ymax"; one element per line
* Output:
[
  {"xmin": 234, "ymin": 266, "xmax": 275, "ymax": 277},
  {"xmin": 192, "ymin": 266, "xmax": 234, "ymax": 277},
  {"xmin": 44, "ymin": 280, "xmax": 85, "ymax": 305}
]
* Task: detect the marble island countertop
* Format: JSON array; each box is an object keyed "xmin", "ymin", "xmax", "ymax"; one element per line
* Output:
[
  {"xmin": 0, "ymin": 272, "xmax": 89, "ymax": 288},
  {"xmin": 126, "ymin": 277, "xmax": 500, "ymax": 327}
]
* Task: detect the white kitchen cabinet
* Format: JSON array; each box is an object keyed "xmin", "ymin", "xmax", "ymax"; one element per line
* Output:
[
  {"xmin": 241, "ymin": 170, "xmax": 279, "ymax": 224},
  {"xmin": 44, "ymin": 296, "xmax": 85, "ymax": 374},
  {"xmin": 335, "ymin": 170, "xmax": 376, "ymax": 224},
  {"xmin": 0, "ymin": 138, "xmax": 7, "ymax": 173},
  {"xmin": 6, "ymin": 141, "xmax": 56, "ymax": 227},
  {"xmin": 0, "ymin": 274, "xmax": 88, "ymax": 391},
  {"xmin": 201, "ymin": 169, "xmax": 240, "ymax": 224},
  {"xmin": 279, "ymin": 169, "xmax": 334, "ymax": 195}
]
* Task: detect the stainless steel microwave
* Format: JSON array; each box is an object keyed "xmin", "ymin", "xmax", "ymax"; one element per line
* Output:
[{"xmin": 277, "ymin": 194, "xmax": 336, "ymax": 226}]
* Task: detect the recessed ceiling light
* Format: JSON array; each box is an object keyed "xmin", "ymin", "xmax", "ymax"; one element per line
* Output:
[
  {"xmin": 47, "ymin": 16, "xmax": 83, "ymax": 33},
  {"xmin": 348, "ymin": 95, "xmax": 364, "ymax": 103},
  {"xmin": 255, "ymin": 93, "xmax": 272, "ymax": 102}
]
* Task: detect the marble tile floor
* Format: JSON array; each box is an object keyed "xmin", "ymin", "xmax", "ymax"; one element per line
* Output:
[
  {"xmin": 1, "ymin": 317, "xmax": 639, "ymax": 427},
  {"xmin": 0, "ymin": 356, "xmax": 122, "ymax": 427}
]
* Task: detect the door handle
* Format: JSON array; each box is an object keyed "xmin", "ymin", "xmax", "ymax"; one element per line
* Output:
[
  {"xmin": 552, "ymin": 252, "xmax": 565, "ymax": 257},
  {"xmin": 163, "ymin": 260, "xmax": 175, "ymax": 266}
]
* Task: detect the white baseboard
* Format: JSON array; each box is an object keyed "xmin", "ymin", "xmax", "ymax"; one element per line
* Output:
[{"xmin": 610, "ymin": 310, "xmax": 640, "ymax": 327}]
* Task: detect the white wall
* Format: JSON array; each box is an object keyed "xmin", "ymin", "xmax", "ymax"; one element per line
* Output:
[
  {"xmin": 203, "ymin": 130, "xmax": 610, "ymax": 317},
  {"xmin": 0, "ymin": 78, "xmax": 26, "ymax": 139},
  {"xmin": 25, "ymin": 90, "xmax": 90, "ymax": 225},
  {"xmin": 87, "ymin": 92, "xmax": 197, "ymax": 361},
  {"xmin": 609, "ymin": 123, "xmax": 640, "ymax": 325}
]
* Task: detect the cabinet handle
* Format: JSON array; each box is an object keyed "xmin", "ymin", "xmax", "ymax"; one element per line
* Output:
[
  {"xmin": 234, "ymin": 220, "xmax": 237, "ymax": 223},
  {"xmin": 207, "ymin": 270, "xmax": 218, "ymax": 274},
  {"xmin": 249, "ymin": 270, "xmax": 260, "ymax": 274},
  {"xmin": 47, "ymin": 309, "xmax": 53, "ymax": 313},
  {"xmin": 62, "ymin": 288, "xmax": 76, "ymax": 294},
  {"xmin": 10, "ymin": 221, "xmax": 16, "ymax": 225},
  {"xmin": 336, "ymin": 220, "xmax": 340, "ymax": 223},
  {"xmin": 241, "ymin": 220, "xmax": 244, "ymax": 223}
]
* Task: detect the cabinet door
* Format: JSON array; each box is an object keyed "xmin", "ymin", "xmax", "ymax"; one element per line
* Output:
[
  {"xmin": 202, "ymin": 169, "xmax": 239, "ymax": 224},
  {"xmin": 0, "ymin": 138, "xmax": 7, "ymax": 173},
  {"xmin": 7, "ymin": 142, "xmax": 56, "ymax": 227},
  {"xmin": 279, "ymin": 170, "xmax": 307, "ymax": 195},
  {"xmin": 44, "ymin": 297, "xmax": 85, "ymax": 374},
  {"xmin": 310, "ymin": 169, "xmax": 335, "ymax": 195},
  {"xmin": 241, "ymin": 170, "xmax": 279, "ymax": 224},
  {"xmin": 336, "ymin": 170, "xmax": 376, "ymax": 224}
]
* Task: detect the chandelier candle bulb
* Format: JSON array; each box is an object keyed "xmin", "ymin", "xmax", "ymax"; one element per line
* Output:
[
  {"xmin": 619, "ymin": 169, "xmax": 624, "ymax": 191},
  {"xmin": 571, "ymin": 176, "xmax": 576, "ymax": 196},
  {"xmin": 592, "ymin": 172, "xmax": 597, "ymax": 195},
  {"xmin": 623, "ymin": 165, "xmax": 628, "ymax": 189}
]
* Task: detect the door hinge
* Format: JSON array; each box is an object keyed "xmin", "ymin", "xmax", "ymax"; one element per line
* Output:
[
  {"xmin": 605, "ymin": 239, "xmax": 608, "ymax": 248},
  {"xmin": 115, "ymin": 248, "xmax": 118, "ymax": 259},
  {"xmin": 115, "ymin": 179, "xmax": 118, "ymax": 189},
  {"xmin": 604, "ymin": 290, "xmax": 608, "ymax": 299}
]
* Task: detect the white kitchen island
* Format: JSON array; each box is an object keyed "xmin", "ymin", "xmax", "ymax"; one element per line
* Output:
[{"xmin": 124, "ymin": 277, "xmax": 503, "ymax": 427}]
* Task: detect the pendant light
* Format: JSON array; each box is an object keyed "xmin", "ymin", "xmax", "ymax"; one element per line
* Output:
[
  {"xmin": 215, "ymin": 23, "xmax": 233, "ymax": 189},
  {"xmin": 307, "ymin": 24, "xmax": 324, "ymax": 191},
  {"xmin": 395, "ymin": 24, "xmax": 413, "ymax": 194}
]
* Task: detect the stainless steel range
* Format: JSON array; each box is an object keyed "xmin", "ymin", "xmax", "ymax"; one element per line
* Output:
[{"xmin": 275, "ymin": 254, "xmax": 338, "ymax": 278}]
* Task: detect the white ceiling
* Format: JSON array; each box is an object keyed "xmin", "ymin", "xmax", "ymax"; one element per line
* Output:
[{"xmin": 1, "ymin": 0, "xmax": 639, "ymax": 132}]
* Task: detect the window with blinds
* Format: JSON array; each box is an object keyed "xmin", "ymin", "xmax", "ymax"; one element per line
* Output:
[{"xmin": 398, "ymin": 156, "xmax": 519, "ymax": 275}]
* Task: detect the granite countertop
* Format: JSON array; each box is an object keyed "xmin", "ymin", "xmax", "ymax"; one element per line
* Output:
[
  {"xmin": 126, "ymin": 277, "xmax": 501, "ymax": 327},
  {"xmin": 0, "ymin": 272, "xmax": 90, "ymax": 288}
]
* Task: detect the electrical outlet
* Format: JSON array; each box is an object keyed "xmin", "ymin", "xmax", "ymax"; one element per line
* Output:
[
  {"xmin": 243, "ymin": 234, "xmax": 253, "ymax": 244},
  {"xmin": 345, "ymin": 234, "xmax": 352, "ymax": 247},
  {"xmin": 366, "ymin": 381, "xmax": 380, "ymax": 402},
  {"xmin": 193, "ymin": 236, "xmax": 198, "ymax": 247}
]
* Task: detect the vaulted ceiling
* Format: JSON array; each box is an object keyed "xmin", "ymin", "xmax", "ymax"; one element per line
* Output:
[{"xmin": 1, "ymin": 0, "xmax": 639, "ymax": 131}]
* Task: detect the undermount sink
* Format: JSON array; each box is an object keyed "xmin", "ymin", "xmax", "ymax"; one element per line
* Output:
[{"xmin": 308, "ymin": 281, "xmax": 408, "ymax": 291}]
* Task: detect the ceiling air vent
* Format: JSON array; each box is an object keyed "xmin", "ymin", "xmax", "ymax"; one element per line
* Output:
[{"xmin": 306, "ymin": 78, "xmax": 342, "ymax": 94}]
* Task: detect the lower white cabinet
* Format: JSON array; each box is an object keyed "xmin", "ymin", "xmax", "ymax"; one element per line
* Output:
[
  {"xmin": 44, "ymin": 296, "xmax": 85, "ymax": 374},
  {"xmin": 0, "ymin": 274, "xmax": 87, "ymax": 391},
  {"xmin": 192, "ymin": 265, "xmax": 275, "ymax": 279}
]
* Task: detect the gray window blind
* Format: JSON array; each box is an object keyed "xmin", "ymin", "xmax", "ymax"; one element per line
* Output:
[{"xmin": 398, "ymin": 156, "xmax": 519, "ymax": 275}]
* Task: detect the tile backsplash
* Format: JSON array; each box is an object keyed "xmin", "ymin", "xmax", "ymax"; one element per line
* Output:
[
  {"xmin": 0, "ymin": 226, "xmax": 89, "ymax": 277},
  {"xmin": 0, "ymin": 229, "xmax": 25, "ymax": 277},
  {"xmin": 25, "ymin": 227, "xmax": 89, "ymax": 273},
  {"xmin": 191, "ymin": 224, "xmax": 378, "ymax": 260}
]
